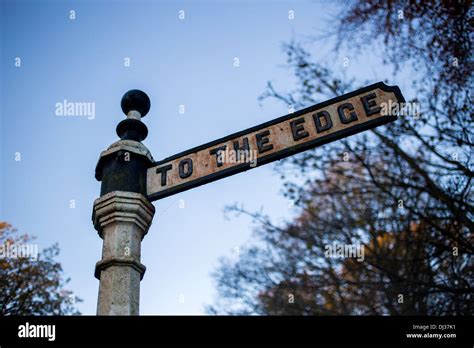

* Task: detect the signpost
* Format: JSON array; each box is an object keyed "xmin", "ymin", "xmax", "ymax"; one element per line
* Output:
[
  {"xmin": 147, "ymin": 82, "xmax": 404, "ymax": 201},
  {"xmin": 93, "ymin": 82, "xmax": 404, "ymax": 315}
]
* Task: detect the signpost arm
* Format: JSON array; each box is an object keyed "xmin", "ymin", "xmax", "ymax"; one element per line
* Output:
[
  {"xmin": 92, "ymin": 90, "xmax": 155, "ymax": 315},
  {"xmin": 90, "ymin": 83, "xmax": 403, "ymax": 315}
]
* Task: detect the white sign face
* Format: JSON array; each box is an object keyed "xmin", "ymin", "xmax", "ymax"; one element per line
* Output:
[{"xmin": 147, "ymin": 82, "xmax": 404, "ymax": 201}]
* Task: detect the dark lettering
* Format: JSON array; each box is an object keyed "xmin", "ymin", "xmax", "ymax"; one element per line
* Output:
[
  {"xmin": 210, "ymin": 145, "xmax": 227, "ymax": 167},
  {"xmin": 178, "ymin": 158, "xmax": 193, "ymax": 179},
  {"xmin": 361, "ymin": 93, "xmax": 381, "ymax": 116},
  {"xmin": 312, "ymin": 110, "xmax": 333, "ymax": 133},
  {"xmin": 337, "ymin": 103, "xmax": 358, "ymax": 124},
  {"xmin": 290, "ymin": 118, "xmax": 309, "ymax": 141},
  {"xmin": 233, "ymin": 137, "xmax": 250, "ymax": 162},
  {"xmin": 255, "ymin": 130, "xmax": 273, "ymax": 154},
  {"xmin": 156, "ymin": 164, "xmax": 172, "ymax": 187}
]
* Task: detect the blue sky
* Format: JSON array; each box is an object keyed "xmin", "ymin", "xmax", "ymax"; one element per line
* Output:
[{"xmin": 1, "ymin": 0, "xmax": 414, "ymax": 315}]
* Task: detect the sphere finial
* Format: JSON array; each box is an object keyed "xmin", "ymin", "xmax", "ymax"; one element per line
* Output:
[
  {"xmin": 116, "ymin": 89, "xmax": 150, "ymax": 141},
  {"xmin": 121, "ymin": 89, "xmax": 151, "ymax": 118}
]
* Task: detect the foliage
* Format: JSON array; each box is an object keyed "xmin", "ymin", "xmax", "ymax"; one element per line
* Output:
[
  {"xmin": 208, "ymin": 0, "xmax": 473, "ymax": 315},
  {"xmin": 0, "ymin": 222, "xmax": 81, "ymax": 315}
]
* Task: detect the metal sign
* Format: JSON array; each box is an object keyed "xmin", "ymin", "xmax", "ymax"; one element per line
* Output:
[{"xmin": 147, "ymin": 82, "xmax": 404, "ymax": 201}]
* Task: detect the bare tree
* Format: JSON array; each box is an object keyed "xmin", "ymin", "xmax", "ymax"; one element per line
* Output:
[{"xmin": 208, "ymin": 0, "xmax": 473, "ymax": 315}]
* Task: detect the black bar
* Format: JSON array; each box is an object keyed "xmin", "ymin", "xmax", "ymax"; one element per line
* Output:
[{"xmin": 0, "ymin": 315, "xmax": 472, "ymax": 346}]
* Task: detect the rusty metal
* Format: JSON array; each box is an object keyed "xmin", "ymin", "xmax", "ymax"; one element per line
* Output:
[{"xmin": 147, "ymin": 82, "xmax": 404, "ymax": 201}]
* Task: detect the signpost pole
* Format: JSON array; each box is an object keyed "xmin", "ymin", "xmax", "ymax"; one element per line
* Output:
[
  {"xmin": 91, "ymin": 83, "xmax": 404, "ymax": 315},
  {"xmin": 92, "ymin": 90, "xmax": 155, "ymax": 315}
]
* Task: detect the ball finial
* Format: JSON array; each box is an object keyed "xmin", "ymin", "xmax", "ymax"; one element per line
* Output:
[{"xmin": 121, "ymin": 89, "xmax": 151, "ymax": 117}]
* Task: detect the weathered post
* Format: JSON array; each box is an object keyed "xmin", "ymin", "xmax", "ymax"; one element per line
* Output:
[
  {"xmin": 90, "ymin": 82, "xmax": 403, "ymax": 315},
  {"xmin": 92, "ymin": 90, "xmax": 155, "ymax": 315}
]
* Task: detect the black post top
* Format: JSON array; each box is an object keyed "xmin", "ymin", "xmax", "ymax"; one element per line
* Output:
[
  {"xmin": 121, "ymin": 89, "xmax": 151, "ymax": 117},
  {"xmin": 95, "ymin": 89, "xmax": 154, "ymax": 194},
  {"xmin": 116, "ymin": 90, "xmax": 151, "ymax": 142}
]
